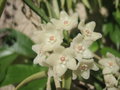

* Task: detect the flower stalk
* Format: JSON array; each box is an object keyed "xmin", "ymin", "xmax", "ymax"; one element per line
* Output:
[{"xmin": 15, "ymin": 71, "xmax": 47, "ymax": 90}]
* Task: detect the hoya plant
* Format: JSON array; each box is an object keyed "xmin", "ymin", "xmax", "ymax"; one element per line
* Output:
[{"xmin": 0, "ymin": 0, "xmax": 120, "ymax": 90}]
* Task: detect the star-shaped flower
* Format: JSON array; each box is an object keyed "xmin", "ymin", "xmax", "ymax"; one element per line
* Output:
[
  {"xmin": 99, "ymin": 53, "xmax": 119, "ymax": 75},
  {"xmin": 104, "ymin": 74, "xmax": 118, "ymax": 88},
  {"xmin": 78, "ymin": 20, "xmax": 102, "ymax": 42},
  {"xmin": 32, "ymin": 23, "xmax": 63, "ymax": 51},
  {"xmin": 74, "ymin": 59, "xmax": 99, "ymax": 79},
  {"xmin": 45, "ymin": 46, "xmax": 77, "ymax": 77},
  {"xmin": 32, "ymin": 44, "xmax": 49, "ymax": 66},
  {"xmin": 51, "ymin": 11, "xmax": 78, "ymax": 31},
  {"xmin": 70, "ymin": 34, "xmax": 93, "ymax": 61}
]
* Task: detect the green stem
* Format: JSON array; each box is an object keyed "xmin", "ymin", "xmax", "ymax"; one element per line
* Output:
[
  {"xmin": 52, "ymin": 0, "xmax": 59, "ymax": 18},
  {"xmin": 0, "ymin": 0, "xmax": 7, "ymax": 17},
  {"xmin": 66, "ymin": 0, "xmax": 72, "ymax": 13},
  {"xmin": 62, "ymin": 70, "xmax": 72, "ymax": 90},
  {"xmin": 61, "ymin": 0, "xmax": 65, "ymax": 9},
  {"xmin": 98, "ymin": 0, "xmax": 102, "ymax": 8},
  {"xmin": 15, "ymin": 71, "xmax": 47, "ymax": 90},
  {"xmin": 44, "ymin": 0, "xmax": 52, "ymax": 18},
  {"xmin": 23, "ymin": 0, "xmax": 49, "ymax": 22}
]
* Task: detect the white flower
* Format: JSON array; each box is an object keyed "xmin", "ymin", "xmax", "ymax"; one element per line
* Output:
[
  {"xmin": 70, "ymin": 34, "xmax": 93, "ymax": 61},
  {"xmin": 32, "ymin": 23, "xmax": 63, "ymax": 51},
  {"xmin": 104, "ymin": 74, "xmax": 118, "ymax": 87},
  {"xmin": 107, "ymin": 87, "xmax": 119, "ymax": 90},
  {"xmin": 32, "ymin": 44, "xmax": 49, "ymax": 66},
  {"xmin": 99, "ymin": 53, "xmax": 119, "ymax": 75},
  {"xmin": 51, "ymin": 11, "xmax": 78, "ymax": 31},
  {"xmin": 78, "ymin": 20, "xmax": 102, "ymax": 41},
  {"xmin": 74, "ymin": 59, "xmax": 99, "ymax": 79},
  {"xmin": 45, "ymin": 46, "xmax": 77, "ymax": 77}
]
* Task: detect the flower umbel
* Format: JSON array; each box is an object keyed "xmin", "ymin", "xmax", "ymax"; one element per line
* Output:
[{"xmin": 32, "ymin": 11, "xmax": 102, "ymax": 90}]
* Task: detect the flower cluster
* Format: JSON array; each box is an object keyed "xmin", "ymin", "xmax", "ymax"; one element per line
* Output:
[
  {"xmin": 32, "ymin": 11, "xmax": 102, "ymax": 89},
  {"xmin": 99, "ymin": 53, "xmax": 120, "ymax": 90}
]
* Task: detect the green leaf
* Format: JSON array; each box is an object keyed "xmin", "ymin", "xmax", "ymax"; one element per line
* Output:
[
  {"xmin": 94, "ymin": 82, "xmax": 103, "ymax": 90},
  {"xmin": 61, "ymin": 0, "xmax": 65, "ymax": 9},
  {"xmin": 11, "ymin": 29, "xmax": 36, "ymax": 58},
  {"xmin": 0, "ymin": 28, "xmax": 36, "ymax": 58},
  {"xmin": 19, "ymin": 78, "xmax": 47, "ymax": 90},
  {"xmin": 89, "ymin": 41, "xmax": 99, "ymax": 52},
  {"xmin": 113, "ymin": 11, "xmax": 120, "ymax": 25},
  {"xmin": 110, "ymin": 25, "xmax": 120, "ymax": 49},
  {"xmin": 0, "ymin": 0, "xmax": 7, "ymax": 16},
  {"xmin": 44, "ymin": 0, "xmax": 57, "ymax": 18},
  {"xmin": 100, "ymin": 46, "xmax": 120, "ymax": 58},
  {"xmin": 0, "ymin": 64, "xmax": 47, "ymax": 86},
  {"xmin": 82, "ymin": 0, "xmax": 91, "ymax": 10},
  {"xmin": 23, "ymin": 0, "xmax": 49, "ymax": 22},
  {"xmin": 52, "ymin": 0, "xmax": 60, "ymax": 18},
  {"xmin": 0, "ymin": 52, "xmax": 18, "ymax": 82},
  {"xmin": 0, "ymin": 48, "xmax": 14, "ymax": 58},
  {"xmin": 102, "ymin": 23, "xmax": 113, "ymax": 36},
  {"xmin": 66, "ymin": 0, "xmax": 72, "ymax": 10}
]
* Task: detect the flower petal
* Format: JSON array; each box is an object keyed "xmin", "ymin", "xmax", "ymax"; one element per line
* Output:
[
  {"xmin": 92, "ymin": 63, "xmax": 99, "ymax": 71},
  {"xmin": 85, "ymin": 21, "xmax": 96, "ymax": 32},
  {"xmin": 81, "ymin": 70, "xmax": 90, "ymax": 79},
  {"xmin": 60, "ymin": 11, "xmax": 68, "ymax": 18},
  {"xmin": 66, "ymin": 57, "xmax": 77, "ymax": 70},
  {"xmin": 82, "ymin": 49, "xmax": 93, "ymax": 59},
  {"xmin": 90, "ymin": 32, "xmax": 102, "ymax": 41},
  {"xmin": 33, "ymin": 54, "xmax": 46, "ymax": 66},
  {"xmin": 32, "ymin": 44, "xmax": 43, "ymax": 54},
  {"xmin": 53, "ymin": 64, "xmax": 67, "ymax": 77},
  {"xmin": 46, "ymin": 54, "xmax": 59, "ymax": 66},
  {"xmin": 78, "ymin": 19, "xmax": 85, "ymax": 30}
]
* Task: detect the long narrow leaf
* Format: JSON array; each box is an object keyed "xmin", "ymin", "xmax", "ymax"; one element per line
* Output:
[
  {"xmin": 23, "ymin": 0, "xmax": 49, "ymax": 22},
  {"xmin": 0, "ymin": 0, "xmax": 7, "ymax": 16}
]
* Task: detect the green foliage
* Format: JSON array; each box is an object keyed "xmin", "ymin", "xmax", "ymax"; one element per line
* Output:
[
  {"xmin": 89, "ymin": 41, "xmax": 99, "ymax": 52},
  {"xmin": 102, "ymin": 23, "xmax": 113, "ymax": 36},
  {"xmin": 0, "ymin": 52, "xmax": 18, "ymax": 82},
  {"xmin": 23, "ymin": 0, "xmax": 50, "ymax": 22},
  {"xmin": 109, "ymin": 25, "xmax": 120, "ymax": 49},
  {"xmin": 113, "ymin": 10, "xmax": 120, "ymax": 25},
  {"xmin": 102, "ymin": 20, "xmax": 120, "ymax": 49},
  {"xmin": 0, "ymin": 64, "xmax": 47, "ymax": 87},
  {"xmin": 0, "ymin": 28, "xmax": 36, "ymax": 58},
  {"xmin": 19, "ymin": 78, "xmax": 47, "ymax": 90},
  {"xmin": 100, "ymin": 46, "xmax": 120, "ymax": 58},
  {"xmin": 0, "ymin": 0, "xmax": 7, "ymax": 16}
]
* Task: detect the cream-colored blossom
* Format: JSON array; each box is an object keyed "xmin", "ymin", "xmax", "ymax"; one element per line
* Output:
[
  {"xmin": 74, "ymin": 59, "xmax": 99, "ymax": 79},
  {"xmin": 70, "ymin": 34, "xmax": 93, "ymax": 61},
  {"xmin": 107, "ymin": 87, "xmax": 119, "ymax": 90},
  {"xmin": 32, "ymin": 23, "xmax": 63, "ymax": 51},
  {"xmin": 46, "ymin": 46, "xmax": 77, "ymax": 77},
  {"xmin": 32, "ymin": 44, "xmax": 49, "ymax": 66},
  {"xmin": 104, "ymin": 74, "xmax": 118, "ymax": 87},
  {"xmin": 51, "ymin": 11, "xmax": 78, "ymax": 31},
  {"xmin": 78, "ymin": 20, "xmax": 102, "ymax": 41},
  {"xmin": 99, "ymin": 53, "xmax": 119, "ymax": 75}
]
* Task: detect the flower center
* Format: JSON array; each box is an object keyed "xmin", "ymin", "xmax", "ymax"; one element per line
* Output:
[
  {"xmin": 48, "ymin": 35, "xmax": 56, "ymax": 43},
  {"xmin": 60, "ymin": 56, "xmax": 66, "ymax": 62},
  {"xmin": 75, "ymin": 44, "xmax": 85, "ymax": 53},
  {"xmin": 49, "ymin": 36, "xmax": 55, "ymax": 41},
  {"xmin": 64, "ymin": 21, "xmax": 69, "ymax": 25},
  {"xmin": 108, "ymin": 62, "xmax": 113, "ymax": 67},
  {"xmin": 80, "ymin": 64, "xmax": 88, "ymax": 71},
  {"xmin": 84, "ymin": 30, "xmax": 92, "ymax": 36}
]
